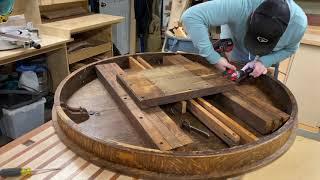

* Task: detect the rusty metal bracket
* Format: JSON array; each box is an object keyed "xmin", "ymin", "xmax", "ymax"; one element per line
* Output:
[{"xmin": 60, "ymin": 103, "xmax": 89, "ymax": 124}]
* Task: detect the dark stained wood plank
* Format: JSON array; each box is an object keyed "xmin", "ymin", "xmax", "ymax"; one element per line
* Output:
[
  {"xmin": 234, "ymin": 87, "xmax": 290, "ymax": 123},
  {"xmin": 187, "ymin": 99, "xmax": 240, "ymax": 146},
  {"xmin": 95, "ymin": 63, "xmax": 192, "ymax": 150},
  {"xmin": 96, "ymin": 63, "xmax": 171, "ymax": 150},
  {"xmin": 216, "ymin": 91, "xmax": 284, "ymax": 135},
  {"xmin": 196, "ymin": 98, "xmax": 258, "ymax": 143},
  {"xmin": 117, "ymin": 55, "xmax": 235, "ymax": 109},
  {"xmin": 144, "ymin": 109, "xmax": 183, "ymax": 148},
  {"xmin": 148, "ymin": 108, "xmax": 192, "ymax": 144}
]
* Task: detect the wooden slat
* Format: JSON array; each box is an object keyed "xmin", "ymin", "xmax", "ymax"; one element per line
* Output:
[
  {"xmin": 41, "ymin": 6, "xmax": 87, "ymax": 20},
  {"xmin": 24, "ymin": 143, "xmax": 67, "ymax": 168},
  {"xmin": 39, "ymin": 14, "xmax": 124, "ymax": 39},
  {"xmin": 94, "ymin": 170, "xmax": 116, "ymax": 180},
  {"xmin": 96, "ymin": 63, "xmax": 192, "ymax": 150},
  {"xmin": 1, "ymin": 135, "xmax": 58, "ymax": 168},
  {"xmin": 173, "ymin": 100, "xmax": 187, "ymax": 114},
  {"xmin": 52, "ymin": 157, "xmax": 88, "ymax": 180},
  {"xmin": 39, "ymin": 155, "xmax": 79, "ymax": 180},
  {"xmin": 235, "ymin": 89, "xmax": 290, "ymax": 123},
  {"xmin": 127, "ymin": 57, "xmax": 193, "ymax": 145},
  {"xmin": 129, "ymin": 56, "xmax": 146, "ymax": 71},
  {"xmin": 73, "ymin": 164, "xmax": 100, "ymax": 179},
  {"xmin": 196, "ymin": 98, "xmax": 258, "ymax": 143},
  {"xmin": 217, "ymin": 91, "xmax": 283, "ymax": 135},
  {"xmin": 68, "ymin": 42, "xmax": 112, "ymax": 65},
  {"xmin": 145, "ymin": 110, "xmax": 183, "ymax": 148},
  {"xmin": 187, "ymin": 100, "xmax": 240, "ymax": 146},
  {"xmin": 147, "ymin": 108, "xmax": 192, "ymax": 144},
  {"xmin": 136, "ymin": 56, "xmax": 153, "ymax": 69},
  {"xmin": 0, "ymin": 122, "xmax": 53, "ymax": 156},
  {"xmin": 0, "ymin": 122, "xmax": 124, "ymax": 180}
]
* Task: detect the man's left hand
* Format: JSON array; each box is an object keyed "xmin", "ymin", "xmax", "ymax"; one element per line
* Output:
[{"xmin": 250, "ymin": 61, "xmax": 267, "ymax": 78}]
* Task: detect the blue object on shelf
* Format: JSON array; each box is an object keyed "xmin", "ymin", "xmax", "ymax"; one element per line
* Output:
[{"xmin": 16, "ymin": 64, "xmax": 47, "ymax": 73}]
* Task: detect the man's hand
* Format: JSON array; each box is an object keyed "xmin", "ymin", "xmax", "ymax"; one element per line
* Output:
[
  {"xmin": 214, "ymin": 57, "xmax": 236, "ymax": 71},
  {"xmin": 243, "ymin": 61, "xmax": 267, "ymax": 78},
  {"xmin": 250, "ymin": 61, "xmax": 267, "ymax": 78}
]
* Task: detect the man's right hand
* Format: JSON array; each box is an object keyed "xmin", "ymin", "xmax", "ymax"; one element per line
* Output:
[{"xmin": 214, "ymin": 57, "xmax": 236, "ymax": 71}]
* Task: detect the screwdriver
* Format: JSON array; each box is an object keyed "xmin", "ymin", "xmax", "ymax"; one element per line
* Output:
[{"xmin": 0, "ymin": 167, "xmax": 61, "ymax": 177}]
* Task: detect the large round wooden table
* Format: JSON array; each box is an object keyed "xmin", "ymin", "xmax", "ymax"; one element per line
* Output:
[{"xmin": 53, "ymin": 53, "xmax": 298, "ymax": 180}]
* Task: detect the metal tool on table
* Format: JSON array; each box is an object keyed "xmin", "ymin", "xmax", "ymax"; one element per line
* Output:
[
  {"xmin": 181, "ymin": 120, "xmax": 210, "ymax": 138},
  {"xmin": 170, "ymin": 106, "xmax": 210, "ymax": 138},
  {"xmin": 0, "ymin": 30, "xmax": 41, "ymax": 50},
  {"xmin": 60, "ymin": 103, "xmax": 101, "ymax": 124},
  {"xmin": 60, "ymin": 103, "xmax": 90, "ymax": 124},
  {"xmin": 0, "ymin": 167, "xmax": 61, "ymax": 177},
  {"xmin": 0, "ymin": 0, "xmax": 41, "ymax": 50}
]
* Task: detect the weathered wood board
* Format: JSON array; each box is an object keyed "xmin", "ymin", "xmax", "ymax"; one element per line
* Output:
[
  {"xmin": 117, "ymin": 55, "xmax": 235, "ymax": 109},
  {"xmin": 214, "ymin": 90, "xmax": 289, "ymax": 135},
  {"xmin": 95, "ymin": 63, "xmax": 193, "ymax": 151},
  {"xmin": 196, "ymin": 98, "xmax": 258, "ymax": 143},
  {"xmin": 187, "ymin": 99, "xmax": 240, "ymax": 146}
]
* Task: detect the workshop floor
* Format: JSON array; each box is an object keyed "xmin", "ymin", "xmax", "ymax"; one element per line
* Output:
[{"xmin": 244, "ymin": 134, "xmax": 320, "ymax": 180}]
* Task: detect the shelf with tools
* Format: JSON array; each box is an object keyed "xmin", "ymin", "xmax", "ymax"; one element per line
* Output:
[
  {"xmin": 39, "ymin": 14, "xmax": 124, "ymax": 66},
  {"xmin": 66, "ymin": 27, "xmax": 113, "ymax": 65}
]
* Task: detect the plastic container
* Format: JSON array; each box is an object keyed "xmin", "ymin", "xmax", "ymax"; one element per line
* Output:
[{"xmin": 0, "ymin": 97, "xmax": 46, "ymax": 139}]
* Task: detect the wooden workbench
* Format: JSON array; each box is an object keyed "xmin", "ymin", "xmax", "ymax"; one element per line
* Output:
[
  {"xmin": 0, "ymin": 35, "xmax": 71, "ymax": 91},
  {"xmin": 1, "ymin": 121, "xmax": 319, "ymax": 180},
  {"xmin": 0, "ymin": 121, "xmax": 135, "ymax": 180}
]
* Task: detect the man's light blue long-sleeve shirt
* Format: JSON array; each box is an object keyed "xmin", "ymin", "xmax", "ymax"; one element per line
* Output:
[{"xmin": 181, "ymin": 0, "xmax": 307, "ymax": 67}]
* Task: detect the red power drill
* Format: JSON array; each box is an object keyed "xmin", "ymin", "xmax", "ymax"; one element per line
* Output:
[
  {"xmin": 223, "ymin": 67, "xmax": 254, "ymax": 82},
  {"xmin": 212, "ymin": 38, "xmax": 234, "ymax": 53},
  {"xmin": 213, "ymin": 38, "xmax": 254, "ymax": 82}
]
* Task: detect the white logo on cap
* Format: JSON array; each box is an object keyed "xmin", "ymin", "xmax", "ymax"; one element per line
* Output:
[{"xmin": 257, "ymin": 36, "xmax": 269, "ymax": 43}]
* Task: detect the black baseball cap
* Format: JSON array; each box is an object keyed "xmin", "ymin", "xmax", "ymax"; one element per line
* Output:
[{"xmin": 244, "ymin": 0, "xmax": 290, "ymax": 56}]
